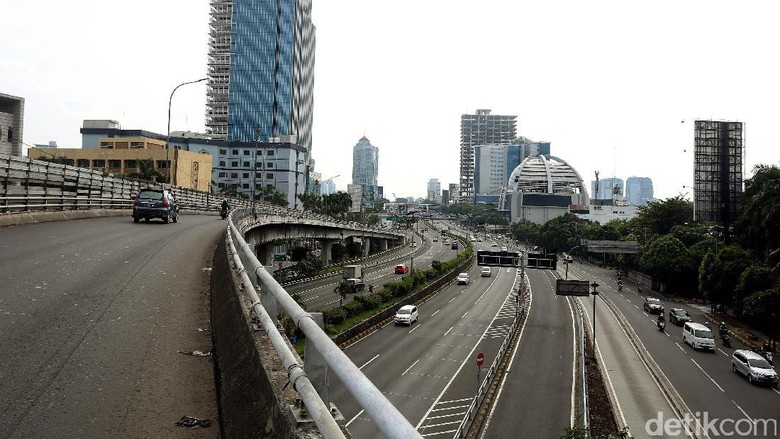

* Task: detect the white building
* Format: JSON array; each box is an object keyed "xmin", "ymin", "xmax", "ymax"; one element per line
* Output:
[
  {"xmin": 427, "ymin": 178, "xmax": 441, "ymax": 203},
  {"xmin": 509, "ymin": 155, "xmax": 589, "ymax": 224}
]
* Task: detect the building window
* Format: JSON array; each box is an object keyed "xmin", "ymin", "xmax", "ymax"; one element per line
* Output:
[
  {"xmin": 232, "ymin": 149, "xmax": 238, "ymax": 155},
  {"xmin": 219, "ymin": 161, "xmax": 226, "ymax": 166},
  {"xmin": 218, "ymin": 172, "xmax": 226, "ymax": 177},
  {"xmin": 125, "ymin": 160, "xmax": 137, "ymax": 168},
  {"xmin": 218, "ymin": 182, "xmax": 225, "ymax": 188},
  {"xmin": 219, "ymin": 149, "xmax": 227, "ymax": 155},
  {"xmin": 77, "ymin": 159, "xmax": 90, "ymax": 168},
  {"xmin": 93, "ymin": 159, "xmax": 105, "ymax": 167},
  {"xmin": 243, "ymin": 150, "xmax": 250, "ymax": 156},
  {"xmin": 242, "ymin": 172, "xmax": 249, "ymax": 178},
  {"xmin": 8, "ymin": 128, "xmax": 13, "ymax": 142},
  {"xmin": 231, "ymin": 161, "xmax": 238, "ymax": 167},
  {"xmin": 156, "ymin": 160, "xmax": 168, "ymax": 169},
  {"xmin": 108, "ymin": 160, "xmax": 121, "ymax": 168},
  {"xmin": 266, "ymin": 173, "xmax": 273, "ymax": 180},
  {"xmin": 266, "ymin": 162, "xmax": 274, "ymax": 169},
  {"xmin": 242, "ymin": 183, "xmax": 249, "ymax": 189},
  {"xmin": 243, "ymin": 161, "xmax": 250, "ymax": 167},
  {"xmin": 267, "ymin": 150, "xmax": 274, "ymax": 156}
]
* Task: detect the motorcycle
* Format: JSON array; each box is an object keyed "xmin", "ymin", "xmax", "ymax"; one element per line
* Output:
[
  {"xmin": 220, "ymin": 208, "xmax": 228, "ymax": 220},
  {"xmin": 657, "ymin": 319, "xmax": 666, "ymax": 332},
  {"xmin": 761, "ymin": 348, "xmax": 774, "ymax": 365},
  {"xmin": 617, "ymin": 283, "xmax": 623, "ymax": 292},
  {"xmin": 720, "ymin": 331, "xmax": 731, "ymax": 348}
]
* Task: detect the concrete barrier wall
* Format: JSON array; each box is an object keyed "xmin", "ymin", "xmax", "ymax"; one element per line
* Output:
[{"xmin": 210, "ymin": 238, "xmax": 299, "ymax": 439}]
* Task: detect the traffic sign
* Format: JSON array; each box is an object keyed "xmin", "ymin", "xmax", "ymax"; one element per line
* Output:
[{"xmin": 476, "ymin": 352, "xmax": 484, "ymax": 367}]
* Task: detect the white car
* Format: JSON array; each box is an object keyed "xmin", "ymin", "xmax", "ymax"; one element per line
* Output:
[
  {"xmin": 394, "ymin": 305, "xmax": 419, "ymax": 326},
  {"xmin": 501, "ymin": 246, "xmax": 507, "ymax": 252},
  {"xmin": 457, "ymin": 273, "xmax": 470, "ymax": 285},
  {"xmin": 480, "ymin": 267, "xmax": 492, "ymax": 277}
]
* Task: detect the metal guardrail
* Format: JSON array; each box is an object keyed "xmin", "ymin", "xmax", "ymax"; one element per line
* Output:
[
  {"xmin": 454, "ymin": 268, "xmax": 530, "ymax": 438},
  {"xmin": 228, "ymin": 209, "xmax": 422, "ymax": 439},
  {"xmin": 573, "ymin": 297, "xmax": 589, "ymax": 432}
]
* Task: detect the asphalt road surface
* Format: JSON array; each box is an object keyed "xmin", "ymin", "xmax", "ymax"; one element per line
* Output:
[
  {"xmin": 570, "ymin": 262, "xmax": 780, "ymax": 438},
  {"xmin": 0, "ymin": 215, "xmax": 223, "ymax": 439}
]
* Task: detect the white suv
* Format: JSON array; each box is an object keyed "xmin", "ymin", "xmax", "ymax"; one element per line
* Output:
[
  {"xmin": 457, "ymin": 273, "xmax": 470, "ymax": 285},
  {"xmin": 480, "ymin": 267, "xmax": 492, "ymax": 277},
  {"xmin": 394, "ymin": 305, "xmax": 418, "ymax": 326}
]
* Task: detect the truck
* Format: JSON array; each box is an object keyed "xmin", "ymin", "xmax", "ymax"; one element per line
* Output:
[{"xmin": 343, "ymin": 265, "xmax": 363, "ymax": 280}]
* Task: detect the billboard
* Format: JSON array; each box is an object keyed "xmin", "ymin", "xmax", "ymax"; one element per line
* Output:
[{"xmin": 555, "ymin": 279, "xmax": 590, "ymax": 296}]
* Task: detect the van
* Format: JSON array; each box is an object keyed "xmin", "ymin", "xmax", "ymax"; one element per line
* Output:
[
  {"xmin": 682, "ymin": 322, "xmax": 715, "ymax": 351},
  {"xmin": 394, "ymin": 305, "xmax": 418, "ymax": 326}
]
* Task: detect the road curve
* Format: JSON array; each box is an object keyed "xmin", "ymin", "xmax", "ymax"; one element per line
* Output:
[{"xmin": 0, "ymin": 215, "xmax": 223, "ymax": 439}]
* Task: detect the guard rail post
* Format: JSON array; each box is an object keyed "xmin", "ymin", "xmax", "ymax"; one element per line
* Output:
[{"xmin": 304, "ymin": 312, "xmax": 331, "ymax": 411}]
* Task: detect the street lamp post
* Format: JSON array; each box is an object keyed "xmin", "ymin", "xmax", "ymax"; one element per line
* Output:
[{"xmin": 166, "ymin": 77, "xmax": 208, "ymax": 185}]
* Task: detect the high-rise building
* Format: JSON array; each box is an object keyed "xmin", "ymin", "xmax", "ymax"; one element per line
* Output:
[
  {"xmin": 693, "ymin": 120, "xmax": 744, "ymax": 234},
  {"xmin": 448, "ymin": 183, "xmax": 460, "ymax": 204},
  {"xmin": 352, "ymin": 136, "xmax": 379, "ymax": 197},
  {"xmin": 625, "ymin": 177, "xmax": 654, "ymax": 206},
  {"xmin": 473, "ymin": 139, "xmax": 550, "ymax": 205},
  {"xmin": 459, "ymin": 109, "xmax": 517, "ymax": 202},
  {"xmin": 205, "ymin": 0, "xmax": 315, "ymax": 168},
  {"xmin": 0, "ymin": 92, "xmax": 24, "ymax": 157},
  {"xmin": 591, "ymin": 177, "xmax": 625, "ymax": 201},
  {"xmin": 427, "ymin": 178, "xmax": 441, "ymax": 203}
]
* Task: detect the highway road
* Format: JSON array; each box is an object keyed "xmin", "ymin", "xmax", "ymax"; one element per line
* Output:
[
  {"xmin": 0, "ymin": 215, "xmax": 223, "ymax": 439},
  {"xmin": 479, "ymin": 267, "xmax": 576, "ymax": 439},
  {"xmin": 569, "ymin": 261, "xmax": 780, "ymax": 438},
  {"xmin": 330, "ymin": 241, "xmax": 520, "ymax": 438},
  {"xmin": 287, "ymin": 225, "xmax": 462, "ymax": 311}
]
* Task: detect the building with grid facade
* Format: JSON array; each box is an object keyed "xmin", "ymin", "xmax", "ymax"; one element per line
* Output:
[
  {"xmin": 351, "ymin": 136, "xmax": 379, "ymax": 197},
  {"xmin": 459, "ymin": 109, "xmax": 517, "ymax": 202},
  {"xmin": 205, "ymin": 0, "xmax": 315, "ymax": 168},
  {"xmin": 693, "ymin": 120, "xmax": 744, "ymax": 234}
]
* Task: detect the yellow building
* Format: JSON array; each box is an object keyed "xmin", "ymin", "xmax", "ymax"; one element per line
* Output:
[{"xmin": 28, "ymin": 136, "xmax": 212, "ymax": 192}]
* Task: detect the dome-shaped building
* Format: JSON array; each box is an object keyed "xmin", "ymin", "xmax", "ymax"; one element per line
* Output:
[{"xmin": 508, "ymin": 155, "xmax": 588, "ymax": 224}]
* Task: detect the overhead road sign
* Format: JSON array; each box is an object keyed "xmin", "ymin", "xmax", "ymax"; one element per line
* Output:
[
  {"xmin": 526, "ymin": 253, "xmax": 557, "ymax": 270},
  {"xmin": 477, "ymin": 250, "xmax": 521, "ymax": 267},
  {"xmin": 581, "ymin": 239, "xmax": 640, "ymax": 254},
  {"xmin": 556, "ymin": 279, "xmax": 590, "ymax": 296}
]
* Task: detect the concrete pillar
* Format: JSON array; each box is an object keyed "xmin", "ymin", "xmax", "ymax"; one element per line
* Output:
[
  {"xmin": 304, "ymin": 312, "xmax": 329, "ymax": 407},
  {"xmin": 362, "ymin": 237, "xmax": 371, "ymax": 257},
  {"xmin": 320, "ymin": 239, "xmax": 333, "ymax": 265},
  {"xmin": 380, "ymin": 239, "xmax": 389, "ymax": 252},
  {"xmin": 256, "ymin": 244, "xmax": 274, "ymax": 267}
]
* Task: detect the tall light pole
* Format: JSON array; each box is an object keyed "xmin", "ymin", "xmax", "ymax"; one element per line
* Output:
[
  {"xmin": 166, "ymin": 77, "xmax": 207, "ymax": 185},
  {"xmin": 591, "ymin": 281, "xmax": 600, "ymax": 348},
  {"xmin": 565, "ymin": 245, "xmax": 582, "ymax": 280}
]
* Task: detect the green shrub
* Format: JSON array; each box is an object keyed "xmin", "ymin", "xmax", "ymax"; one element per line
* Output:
[
  {"xmin": 323, "ymin": 307, "xmax": 347, "ymax": 325},
  {"xmin": 344, "ymin": 300, "xmax": 363, "ymax": 317}
]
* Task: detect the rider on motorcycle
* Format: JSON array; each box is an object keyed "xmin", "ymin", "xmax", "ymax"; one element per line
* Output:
[
  {"xmin": 657, "ymin": 314, "xmax": 666, "ymax": 330},
  {"xmin": 617, "ymin": 280, "xmax": 623, "ymax": 291}
]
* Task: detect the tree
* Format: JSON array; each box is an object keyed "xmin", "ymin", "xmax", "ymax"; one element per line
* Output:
[
  {"xmin": 742, "ymin": 289, "xmax": 780, "ymax": 343},
  {"xmin": 220, "ymin": 183, "xmax": 246, "ymax": 199},
  {"xmin": 735, "ymin": 265, "xmax": 775, "ymax": 315},
  {"xmin": 698, "ymin": 244, "xmax": 749, "ymax": 306},
  {"xmin": 630, "ymin": 196, "xmax": 693, "ymax": 241},
  {"xmin": 539, "ymin": 213, "xmax": 582, "ymax": 253},
  {"xmin": 129, "ymin": 157, "xmax": 165, "ymax": 183},
  {"xmin": 323, "ymin": 192, "xmax": 352, "ymax": 217},
  {"xmin": 261, "ymin": 184, "xmax": 288, "ymax": 206},
  {"xmin": 736, "ymin": 165, "xmax": 780, "ymax": 259},
  {"xmin": 511, "ymin": 220, "xmax": 541, "ymax": 247},
  {"xmin": 639, "ymin": 235, "xmax": 696, "ymax": 295},
  {"xmin": 298, "ymin": 192, "xmax": 322, "ymax": 212}
]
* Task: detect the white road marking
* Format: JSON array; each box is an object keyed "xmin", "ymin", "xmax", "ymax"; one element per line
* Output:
[
  {"xmin": 772, "ymin": 387, "xmax": 780, "ymax": 397},
  {"xmin": 359, "ymin": 354, "xmax": 380, "ymax": 370},
  {"xmin": 461, "ymin": 311, "xmax": 469, "ymax": 319},
  {"xmin": 676, "ymin": 342, "xmax": 686, "ymax": 352},
  {"xmin": 732, "ymin": 400, "xmax": 753, "ymax": 422},
  {"xmin": 431, "ymin": 309, "xmax": 440, "ymax": 317},
  {"xmin": 690, "ymin": 358, "xmax": 724, "ymax": 392},
  {"xmin": 444, "ymin": 326, "xmax": 453, "ymax": 336},
  {"xmin": 449, "ymin": 297, "xmax": 456, "ymax": 304},
  {"xmin": 402, "ymin": 359, "xmax": 420, "ymax": 376},
  {"xmin": 717, "ymin": 348, "xmax": 729, "ymax": 356},
  {"xmin": 634, "ymin": 304, "xmax": 640, "ymax": 310},
  {"xmin": 410, "ymin": 324, "xmax": 421, "ymax": 333},
  {"xmin": 346, "ymin": 409, "xmax": 364, "ymax": 426}
]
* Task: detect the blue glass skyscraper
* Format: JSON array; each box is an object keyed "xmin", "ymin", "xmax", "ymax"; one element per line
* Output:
[{"xmin": 206, "ymin": 0, "xmax": 315, "ymax": 163}]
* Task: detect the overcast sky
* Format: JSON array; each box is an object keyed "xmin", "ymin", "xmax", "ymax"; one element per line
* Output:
[{"xmin": 3, "ymin": 0, "xmax": 778, "ymax": 201}]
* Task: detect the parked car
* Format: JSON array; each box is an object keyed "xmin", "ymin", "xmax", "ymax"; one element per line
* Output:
[
  {"xmin": 669, "ymin": 308, "xmax": 691, "ymax": 326},
  {"xmin": 456, "ymin": 273, "xmax": 470, "ymax": 285},
  {"xmin": 480, "ymin": 267, "xmax": 492, "ymax": 277},
  {"xmin": 682, "ymin": 322, "xmax": 715, "ymax": 351},
  {"xmin": 451, "ymin": 242, "xmax": 458, "ymax": 250},
  {"xmin": 501, "ymin": 246, "xmax": 508, "ymax": 252},
  {"xmin": 132, "ymin": 188, "xmax": 178, "ymax": 223},
  {"xmin": 731, "ymin": 349, "xmax": 779, "ymax": 386},
  {"xmin": 643, "ymin": 297, "xmax": 664, "ymax": 314},
  {"xmin": 491, "ymin": 242, "xmax": 498, "ymax": 247},
  {"xmin": 433, "ymin": 236, "xmax": 439, "ymax": 242},
  {"xmin": 394, "ymin": 305, "xmax": 419, "ymax": 326},
  {"xmin": 394, "ymin": 264, "xmax": 410, "ymax": 274}
]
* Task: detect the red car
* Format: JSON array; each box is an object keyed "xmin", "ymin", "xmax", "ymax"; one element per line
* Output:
[{"xmin": 394, "ymin": 264, "xmax": 409, "ymax": 274}]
